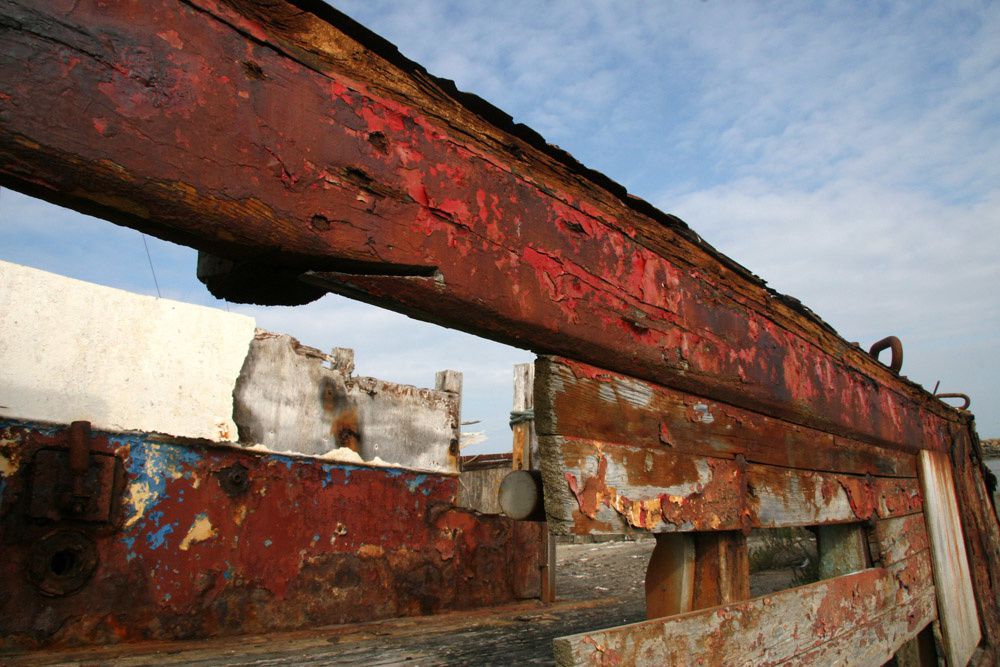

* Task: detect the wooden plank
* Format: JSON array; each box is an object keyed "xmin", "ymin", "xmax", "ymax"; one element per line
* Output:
[
  {"xmin": 645, "ymin": 532, "xmax": 749, "ymax": 621},
  {"xmin": 949, "ymin": 425, "xmax": 1000, "ymax": 655},
  {"xmin": 692, "ymin": 532, "xmax": 750, "ymax": 609},
  {"xmin": 919, "ymin": 449, "xmax": 981, "ymax": 666},
  {"xmin": 778, "ymin": 590, "xmax": 937, "ymax": 667},
  {"xmin": 817, "ymin": 524, "xmax": 869, "ymax": 579},
  {"xmin": 511, "ymin": 521, "xmax": 545, "ymax": 600},
  {"xmin": 535, "ymin": 356, "xmax": 918, "ymax": 475},
  {"xmin": 871, "ymin": 513, "xmax": 929, "ymax": 567},
  {"xmin": 0, "ymin": 0, "xmax": 962, "ymax": 454},
  {"xmin": 512, "ymin": 363, "xmax": 535, "ymax": 471},
  {"xmin": 554, "ymin": 551, "xmax": 935, "ymax": 666},
  {"xmin": 540, "ymin": 436, "xmax": 922, "ymax": 535},
  {"xmin": 645, "ymin": 534, "xmax": 696, "ymax": 619}
]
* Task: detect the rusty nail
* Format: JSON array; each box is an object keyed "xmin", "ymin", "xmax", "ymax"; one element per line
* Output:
[{"xmin": 868, "ymin": 336, "xmax": 903, "ymax": 373}]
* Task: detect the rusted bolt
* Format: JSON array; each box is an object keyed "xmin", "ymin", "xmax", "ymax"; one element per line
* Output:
[
  {"xmin": 27, "ymin": 530, "xmax": 98, "ymax": 597},
  {"xmin": 217, "ymin": 463, "xmax": 251, "ymax": 497},
  {"xmin": 936, "ymin": 393, "xmax": 971, "ymax": 410},
  {"xmin": 868, "ymin": 336, "xmax": 903, "ymax": 373}
]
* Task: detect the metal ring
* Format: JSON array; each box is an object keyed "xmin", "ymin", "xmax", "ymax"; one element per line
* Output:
[
  {"xmin": 869, "ymin": 336, "xmax": 903, "ymax": 373},
  {"xmin": 936, "ymin": 393, "xmax": 971, "ymax": 410}
]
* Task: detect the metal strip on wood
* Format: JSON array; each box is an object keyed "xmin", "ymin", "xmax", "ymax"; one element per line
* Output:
[{"xmin": 918, "ymin": 449, "xmax": 981, "ymax": 666}]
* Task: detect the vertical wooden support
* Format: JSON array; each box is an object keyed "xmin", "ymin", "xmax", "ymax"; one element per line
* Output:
[
  {"xmin": 817, "ymin": 523, "xmax": 869, "ymax": 579},
  {"xmin": 647, "ymin": 531, "xmax": 749, "ymax": 619},
  {"xmin": 511, "ymin": 363, "xmax": 535, "ymax": 471},
  {"xmin": 919, "ymin": 449, "xmax": 981, "ymax": 667},
  {"xmin": 894, "ymin": 624, "xmax": 938, "ymax": 667},
  {"xmin": 693, "ymin": 531, "xmax": 750, "ymax": 608},
  {"xmin": 646, "ymin": 533, "xmax": 696, "ymax": 618},
  {"xmin": 510, "ymin": 362, "xmax": 554, "ymax": 602}
]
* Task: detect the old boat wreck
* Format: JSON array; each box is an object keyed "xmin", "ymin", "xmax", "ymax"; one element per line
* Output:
[{"xmin": 1, "ymin": 1, "xmax": 999, "ymax": 665}]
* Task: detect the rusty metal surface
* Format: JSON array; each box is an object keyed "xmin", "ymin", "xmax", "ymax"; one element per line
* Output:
[
  {"xmin": 868, "ymin": 336, "xmax": 903, "ymax": 373},
  {"xmin": 0, "ymin": 419, "xmax": 540, "ymax": 649},
  {"xmin": 0, "ymin": 0, "xmax": 962, "ymax": 455}
]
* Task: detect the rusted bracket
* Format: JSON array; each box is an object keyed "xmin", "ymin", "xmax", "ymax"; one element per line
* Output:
[
  {"xmin": 27, "ymin": 421, "xmax": 124, "ymax": 525},
  {"xmin": 869, "ymin": 336, "xmax": 904, "ymax": 373}
]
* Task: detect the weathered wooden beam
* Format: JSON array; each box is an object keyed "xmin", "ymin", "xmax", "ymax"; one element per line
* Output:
[
  {"xmin": 536, "ymin": 356, "xmax": 921, "ymax": 475},
  {"xmin": 555, "ymin": 551, "xmax": 935, "ymax": 666},
  {"xmin": 919, "ymin": 448, "xmax": 981, "ymax": 667},
  {"xmin": 539, "ymin": 435, "xmax": 922, "ymax": 535},
  {"xmin": 0, "ymin": 0, "xmax": 961, "ymax": 453}
]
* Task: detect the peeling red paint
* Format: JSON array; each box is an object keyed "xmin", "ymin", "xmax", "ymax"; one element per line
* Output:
[{"xmin": 0, "ymin": 420, "xmax": 540, "ymax": 649}]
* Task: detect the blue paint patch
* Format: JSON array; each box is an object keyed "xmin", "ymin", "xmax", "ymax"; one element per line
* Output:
[
  {"xmin": 223, "ymin": 561, "xmax": 234, "ymax": 581},
  {"xmin": 163, "ymin": 593, "xmax": 172, "ymax": 602},
  {"xmin": 320, "ymin": 464, "xmax": 336, "ymax": 488},
  {"xmin": 384, "ymin": 468, "xmax": 404, "ymax": 478},
  {"xmin": 120, "ymin": 440, "xmax": 204, "ymax": 526},
  {"xmin": 312, "ymin": 534, "xmax": 321, "ymax": 542},
  {"xmin": 149, "ymin": 510, "xmax": 165, "ymax": 527},
  {"xmin": 268, "ymin": 455, "xmax": 296, "ymax": 471},
  {"xmin": 264, "ymin": 538, "xmax": 272, "ymax": 547},
  {"xmin": 121, "ymin": 536, "xmax": 137, "ymax": 562},
  {"xmin": 145, "ymin": 523, "xmax": 176, "ymax": 550},
  {"xmin": 405, "ymin": 475, "xmax": 428, "ymax": 493}
]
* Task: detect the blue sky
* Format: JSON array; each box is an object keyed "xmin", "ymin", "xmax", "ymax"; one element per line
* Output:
[{"xmin": 2, "ymin": 1, "xmax": 998, "ymax": 445}]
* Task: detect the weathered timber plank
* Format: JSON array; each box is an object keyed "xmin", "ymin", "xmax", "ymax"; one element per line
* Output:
[
  {"xmin": 817, "ymin": 524, "xmax": 869, "ymax": 579},
  {"xmin": 512, "ymin": 362, "xmax": 536, "ymax": 471},
  {"xmin": 778, "ymin": 590, "xmax": 937, "ymax": 667},
  {"xmin": 554, "ymin": 551, "xmax": 935, "ymax": 666},
  {"xmin": 535, "ymin": 356, "xmax": 917, "ymax": 475},
  {"xmin": 692, "ymin": 531, "xmax": 750, "ymax": 609},
  {"xmin": 949, "ymin": 425, "xmax": 1000, "ymax": 655},
  {"xmin": 645, "ymin": 534, "xmax": 696, "ymax": 619},
  {"xmin": 748, "ymin": 463, "xmax": 922, "ymax": 529},
  {"xmin": 645, "ymin": 532, "xmax": 749, "ymax": 620},
  {"xmin": 539, "ymin": 436, "xmax": 922, "ymax": 535},
  {"xmin": 871, "ymin": 513, "xmax": 930, "ymax": 567},
  {"xmin": 0, "ymin": 0, "xmax": 961, "ymax": 452},
  {"xmin": 540, "ymin": 436, "xmax": 745, "ymax": 534},
  {"xmin": 919, "ymin": 449, "xmax": 981, "ymax": 666}
]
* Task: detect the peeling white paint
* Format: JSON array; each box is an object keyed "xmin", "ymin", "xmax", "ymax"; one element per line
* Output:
[{"xmin": 693, "ymin": 403, "xmax": 715, "ymax": 424}]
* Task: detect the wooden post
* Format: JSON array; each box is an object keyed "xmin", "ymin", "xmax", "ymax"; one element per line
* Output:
[
  {"xmin": 646, "ymin": 534, "xmax": 696, "ymax": 618},
  {"xmin": 817, "ymin": 524, "xmax": 869, "ymax": 579},
  {"xmin": 511, "ymin": 363, "xmax": 535, "ymax": 471},
  {"xmin": 646, "ymin": 531, "xmax": 749, "ymax": 619},
  {"xmin": 511, "ymin": 362, "xmax": 554, "ymax": 603}
]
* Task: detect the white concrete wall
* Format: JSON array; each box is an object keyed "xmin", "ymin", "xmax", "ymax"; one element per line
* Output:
[{"xmin": 0, "ymin": 261, "xmax": 255, "ymax": 441}]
